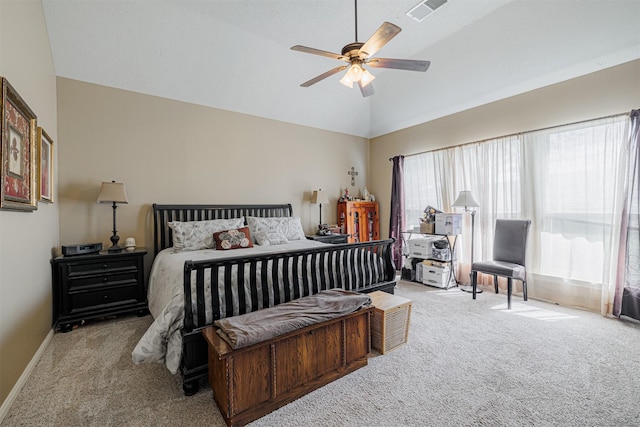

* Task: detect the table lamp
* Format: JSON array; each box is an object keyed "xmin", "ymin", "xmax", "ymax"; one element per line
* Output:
[
  {"xmin": 97, "ymin": 180, "xmax": 128, "ymax": 252},
  {"xmin": 311, "ymin": 189, "xmax": 330, "ymax": 234}
]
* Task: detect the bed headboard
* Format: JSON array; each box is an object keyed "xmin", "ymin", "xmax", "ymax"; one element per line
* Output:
[{"xmin": 152, "ymin": 203, "xmax": 294, "ymax": 255}]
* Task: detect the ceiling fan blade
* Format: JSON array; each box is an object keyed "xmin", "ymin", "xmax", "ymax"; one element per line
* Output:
[
  {"xmin": 300, "ymin": 66, "xmax": 348, "ymax": 87},
  {"xmin": 358, "ymin": 22, "xmax": 401, "ymax": 59},
  {"xmin": 367, "ymin": 58, "xmax": 431, "ymax": 72},
  {"xmin": 291, "ymin": 45, "xmax": 347, "ymax": 61},
  {"xmin": 357, "ymin": 81, "xmax": 375, "ymax": 97}
]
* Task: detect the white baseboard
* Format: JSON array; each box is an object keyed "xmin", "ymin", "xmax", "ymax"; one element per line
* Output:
[{"xmin": 0, "ymin": 328, "xmax": 54, "ymax": 423}]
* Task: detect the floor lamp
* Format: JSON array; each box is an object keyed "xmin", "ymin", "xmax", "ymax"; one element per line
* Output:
[{"xmin": 452, "ymin": 190, "xmax": 481, "ymax": 293}]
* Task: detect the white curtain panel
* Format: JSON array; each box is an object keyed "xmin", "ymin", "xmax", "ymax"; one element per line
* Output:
[
  {"xmin": 404, "ymin": 114, "xmax": 629, "ymax": 312},
  {"xmin": 403, "ymin": 150, "xmax": 447, "ymax": 231},
  {"xmin": 523, "ymin": 116, "xmax": 627, "ymax": 312}
]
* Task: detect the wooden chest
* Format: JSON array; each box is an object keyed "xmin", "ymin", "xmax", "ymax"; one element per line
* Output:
[{"xmin": 201, "ymin": 307, "xmax": 373, "ymax": 427}]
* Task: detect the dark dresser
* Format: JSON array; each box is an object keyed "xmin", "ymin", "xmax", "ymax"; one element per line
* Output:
[{"xmin": 51, "ymin": 248, "xmax": 147, "ymax": 332}]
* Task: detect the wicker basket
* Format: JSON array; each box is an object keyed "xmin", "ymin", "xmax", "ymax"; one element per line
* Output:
[{"xmin": 369, "ymin": 291, "xmax": 412, "ymax": 354}]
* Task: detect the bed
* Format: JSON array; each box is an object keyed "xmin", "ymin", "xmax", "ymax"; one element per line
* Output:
[{"xmin": 132, "ymin": 203, "xmax": 397, "ymax": 395}]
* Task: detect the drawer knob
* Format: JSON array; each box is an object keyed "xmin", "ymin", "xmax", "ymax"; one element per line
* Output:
[
  {"xmin": 102, "ymin": 264, "xmax": 109, "ymax": 269},
  {"xmin": 103, "ymin": 277, "xmax": 108, "ymax": 282},
  {"xmin": 103, "ymin": 295, "xmax": 108, "ymax": 300}
]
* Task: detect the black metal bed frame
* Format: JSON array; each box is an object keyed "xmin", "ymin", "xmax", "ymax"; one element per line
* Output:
[{"xmin": 152, "ymin": 203, "xmax": 397, "ymax": 395}]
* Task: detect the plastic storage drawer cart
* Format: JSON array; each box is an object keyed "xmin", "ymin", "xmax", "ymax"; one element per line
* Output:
[{"xmin": 369, "ymin": 291, "xmax": 412, "ymax": 354}]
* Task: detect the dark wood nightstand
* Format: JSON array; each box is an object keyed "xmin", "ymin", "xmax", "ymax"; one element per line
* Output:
[
  {"xmin": 51, "ymin": 248, "xmax": 148, "ymax": 332},
  {"xmin": 306, "ymin": 234, "xmax": 349, "ymax": 244}
]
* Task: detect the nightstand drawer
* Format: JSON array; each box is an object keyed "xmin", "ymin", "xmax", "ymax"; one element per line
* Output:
[
  {"xmin": 68, "ymin": 271, "xmax": 139, "ymax": 290},
  {"xmin": 69, "ymin": 284, "xmax": 140, "ymax": 312},
  {"xmin": 66, "ymin": 258, "xmax": 139, "ymax": 276}
]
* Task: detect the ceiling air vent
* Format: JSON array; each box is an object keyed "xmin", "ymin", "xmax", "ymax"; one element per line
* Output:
[{"xmin": 406, "ymin": 0, "xmax": 448, "ymax": 22}]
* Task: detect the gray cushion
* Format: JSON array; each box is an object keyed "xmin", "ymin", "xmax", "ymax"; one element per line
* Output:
[{"xmin": 472, "ymin": 260, "xmax": 526, "ymax": 281}]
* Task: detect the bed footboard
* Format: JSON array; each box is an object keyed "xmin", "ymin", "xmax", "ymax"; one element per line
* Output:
[{"xmin": 179, "ymin": 238, "xmax": 397, "ymax": 395}]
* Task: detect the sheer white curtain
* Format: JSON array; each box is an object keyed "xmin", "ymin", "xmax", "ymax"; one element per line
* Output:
[
  {"xmin": 403, "ymin": 114, "xmax": 630, "ymax": 312},
  {"xmin": 461, "ymin": 137, "xmax": 524, "ymax": 284},
  {"xmin": 523, "ymin": 117, "xmax": 628, "ymax": 310},
  {"xmin": 403, "ymin": 150, "xmax": 447, "ymax": 231}
]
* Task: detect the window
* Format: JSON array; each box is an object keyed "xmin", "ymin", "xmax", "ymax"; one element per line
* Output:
[
  {"xmin": 525, "ymin": 119, "xmax": 626, "ymax": 283},
  {"xmin": 403, "ymin": 115, "xmax": 628, "ymax": 307}
]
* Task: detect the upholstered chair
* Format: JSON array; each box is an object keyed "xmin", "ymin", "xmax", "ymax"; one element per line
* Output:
[{"xmin": 471, "ymin": 219, "xmax": 532, "ymax": 309}]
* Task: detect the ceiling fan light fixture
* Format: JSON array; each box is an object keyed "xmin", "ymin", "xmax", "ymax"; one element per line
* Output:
[
  {"xmin": 341, "ymin": 63, "xmax": 374, "ymax": 89},
  {"xmin": 360, "ymin": 68, "xmax": 375, "ymax": 87},
  {"xmin": 346, "ymin": 63, "xmax": 363, "ymax": 81},
  {"xmin": 339, "ymin": 73, "xmax": 354, "ymax": 88}
]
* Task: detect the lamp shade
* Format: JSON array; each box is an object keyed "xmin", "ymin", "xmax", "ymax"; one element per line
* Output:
[
  {"xmin": 311, "ymin": 189, "xmax": 329, "ymax": 205},
  {"xmin": 452, "ymin": 190, "xmax": 479, "ymax": 209},
  {"xmin": 97, "ymin": 181, "xmax": 128, "ymax": 204}
]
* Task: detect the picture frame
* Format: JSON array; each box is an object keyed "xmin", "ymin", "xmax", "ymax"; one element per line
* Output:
[
  {"xmin": 1, "ymin": 77, "xmax": 38, "ymax": 211},
  {"xmin": 38, "ymin": 127, "xmax": 54, "ymax": 203}
]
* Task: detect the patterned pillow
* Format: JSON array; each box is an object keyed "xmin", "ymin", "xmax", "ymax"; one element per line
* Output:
[
  {"xmin": 168, "ymin": 217, "xmax": 245, "ymax": 252},
  {"xmin": 253, "ymin": 229, "xmax": 289, "ymax": 246},
  {"xmin": 213, "ymin": 227, "xmax": 254, "ymax": 250},
  {"xmin": 246, "ymin": 216, "xmax": 306, "ymax": 243}
]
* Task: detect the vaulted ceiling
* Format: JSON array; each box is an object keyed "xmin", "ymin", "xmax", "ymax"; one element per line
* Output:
[{"xmin": 42, "ymin": 0, "xmax": 640, "ymax": 138}]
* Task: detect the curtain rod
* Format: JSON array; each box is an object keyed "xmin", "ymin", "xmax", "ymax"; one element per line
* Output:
[{"xmin": 389, "ymin": 110, "xmax": 632, "ymax": 160}]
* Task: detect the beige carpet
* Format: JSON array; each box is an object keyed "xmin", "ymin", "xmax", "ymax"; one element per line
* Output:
[{"xmin": 3, "ymin": 280, "xmax": 640, "ymax": 426}]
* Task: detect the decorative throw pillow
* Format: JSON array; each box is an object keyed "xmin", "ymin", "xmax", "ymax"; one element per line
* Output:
[
  {"xmin": 253, "ymin": 229, "xmax": 289, "ymax": 246},
  {"xmin": 213, "ymin": 227, "xmax": 254, "ymax": 250},
  {"xmin": 246, "ymin": 216, "xmax": 306, "ymax": 243},
  {"xmin": 168, "ymin": 217, "xmax": 245, "ymax": 252}
]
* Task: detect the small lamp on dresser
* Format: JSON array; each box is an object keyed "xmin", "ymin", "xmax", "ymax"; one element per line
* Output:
[
  {"xmin": 97, "ymin": 180, "xmax": 128, "ymax": 252},
  {"xmin": 311, "ymin": 189, "xmax": 330, "ymax": 235}
]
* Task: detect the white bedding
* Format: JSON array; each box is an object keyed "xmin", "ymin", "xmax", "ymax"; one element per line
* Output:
[{"xmin": 132, "ymin": 239, "xmax": 328, "ymax": 373}]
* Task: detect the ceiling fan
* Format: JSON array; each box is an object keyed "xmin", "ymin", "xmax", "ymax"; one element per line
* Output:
[{"xmin": 291, "ymin": 0, "xmax": 430, "ymax": 97}]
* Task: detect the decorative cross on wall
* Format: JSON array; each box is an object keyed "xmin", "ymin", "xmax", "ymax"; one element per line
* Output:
[{"xmin": 348, "ymin": 167, "xmax": 359, "ymax": 186}]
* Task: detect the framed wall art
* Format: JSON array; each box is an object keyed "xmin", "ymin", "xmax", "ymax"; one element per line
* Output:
[
  {"xmin": 1, "ymin": 77, "xmax": 37, "ymax": 211},
  {"xmin": 38, "ymin": 127, "xmax": 54, "ymax": 203}
]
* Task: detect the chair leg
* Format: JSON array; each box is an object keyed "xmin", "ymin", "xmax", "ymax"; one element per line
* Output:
[
  {"xmin": 493, "ymin": 275, "xmax": 499, "ymax": 294},
  {"xmin": 507, "ymin": 278, "xmax": 512, "ymax": 309},
  {"xmin": 471, "ymin": 271, "xmax": 478, "ymax": 300},
  {"xmin": 523, "ymin": 280, "xmax": 528, "ymax": 301}
]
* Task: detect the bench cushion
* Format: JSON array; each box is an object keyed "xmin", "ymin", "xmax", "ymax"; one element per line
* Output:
[{"xmin": 214, "ymin": 289, "xmax": 371, "ymax": 349}]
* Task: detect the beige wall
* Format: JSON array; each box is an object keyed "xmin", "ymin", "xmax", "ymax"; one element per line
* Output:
[
  {"xmin": 370, "ymin": 59, "xmax": 640, "ymax": 241},
  {"xmin": 0, "ymin": 0, "xmax": 59, "ymax": 410},
  {"xmin": 56, "ymin": 78, "xmax": 370, "ymax": 265}
]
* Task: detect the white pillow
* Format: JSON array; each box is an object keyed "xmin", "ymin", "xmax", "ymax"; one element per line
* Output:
[
  {"xmin": 246, "ymin": 216, "xmax": 306, "ymax": 243},
  {"xmin": 169, "ymin": 217, "xmax": 245, "ymax": 252},
  {"xmin": 253, "ymin": 229, "xmax": 289, "ymax": 246}
]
